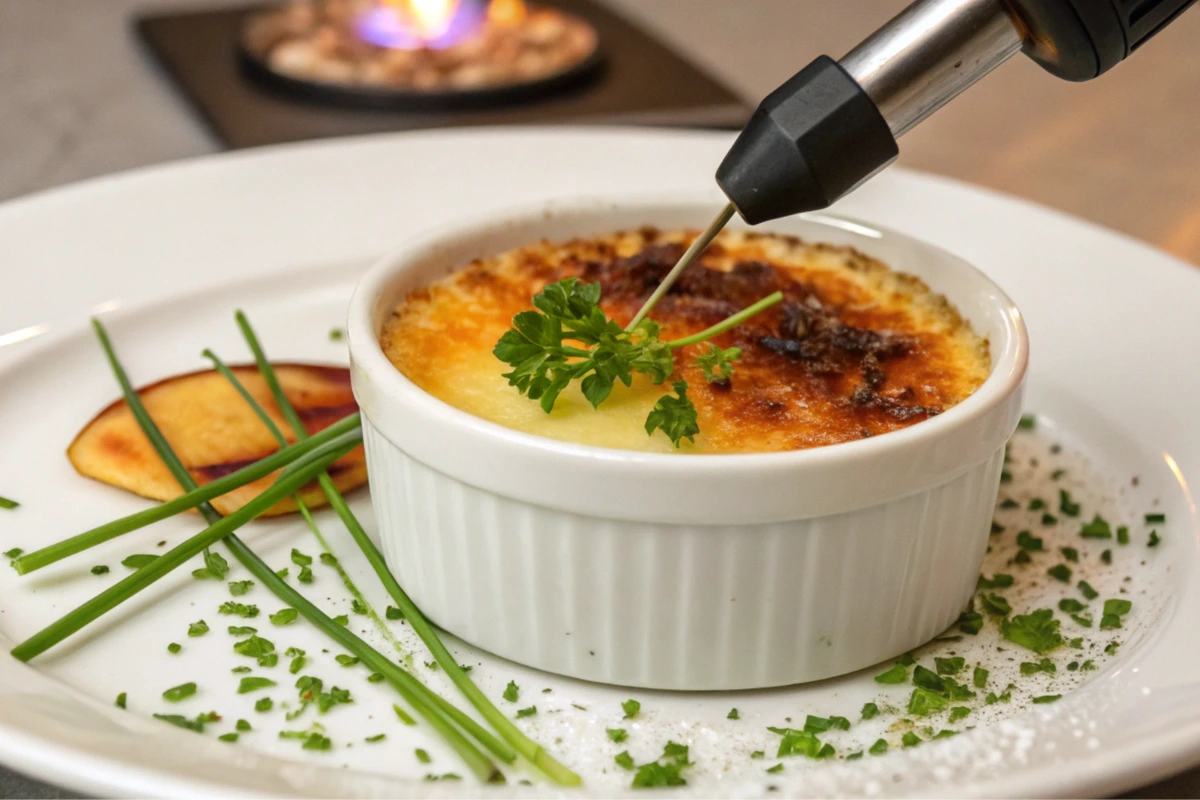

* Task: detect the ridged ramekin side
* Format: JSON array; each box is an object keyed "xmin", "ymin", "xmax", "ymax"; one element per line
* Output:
[{"xmin": 363, "ymin": 417, "xmax": 1002, "ymax": 690}]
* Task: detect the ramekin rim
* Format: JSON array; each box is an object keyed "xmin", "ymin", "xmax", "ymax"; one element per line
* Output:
[{"xmin": 347, "ymin": 193, "xmax": 1029, "ymax": 473}]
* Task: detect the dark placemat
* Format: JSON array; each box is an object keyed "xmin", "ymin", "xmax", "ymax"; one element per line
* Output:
[{"xmin": 134, "ymin": 1, "xmax": 750, "ymax": 149}]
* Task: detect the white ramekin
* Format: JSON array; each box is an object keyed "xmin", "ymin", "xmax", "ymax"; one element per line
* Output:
[{"xmin": 347, "ymin": 195, "xmax": 1028, "ymax": 691}]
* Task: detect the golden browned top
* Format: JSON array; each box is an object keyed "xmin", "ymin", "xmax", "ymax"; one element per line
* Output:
[{"xmin": 380, "ymin": 227, "xmax": 991, "ymax": 454}]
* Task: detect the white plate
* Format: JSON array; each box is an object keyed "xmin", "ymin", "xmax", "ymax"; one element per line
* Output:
[{"xmin": 0, "ymin": 128, "xmax": 1197, "ymax": 799}]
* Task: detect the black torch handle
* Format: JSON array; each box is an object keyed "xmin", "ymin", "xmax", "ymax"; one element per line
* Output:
[{"xmin": 1011, "ymin": 0, "xmax": 1198, "ymax": 80}]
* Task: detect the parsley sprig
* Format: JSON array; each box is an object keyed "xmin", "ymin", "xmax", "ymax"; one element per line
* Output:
[{"xmin": 494, "ymin": 278, "xmax": 782, "ymax": 446}]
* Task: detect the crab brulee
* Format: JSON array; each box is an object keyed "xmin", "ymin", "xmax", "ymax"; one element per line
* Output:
[{"xmin": 379, "ymin": 228, "xmax": 990, "ymax": 454}]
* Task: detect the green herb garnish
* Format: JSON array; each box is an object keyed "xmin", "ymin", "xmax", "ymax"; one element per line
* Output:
[
  {"xmin": 162, "ymin": 682, "xmax": 197, "ymax": 702},
  {"xmin": 493, "ymin": 277, "xmax": 782, "ymax": 446},
  {"xmin": 515, "ymin": 706, "xmax": 537, "ymax": 718},
  {"xmin": 977, "ymin": 573, "xmax": 1014, "ymax": 589},
  {"xmin": 862, "ymin": 702, "xmax": 878, "ymax": 720},
  {"xmin": 949, "ymin": 706, "xmax": 970, "ymax": 723},
  {"xmin": 935, "ymin": 657, "xmax": 965, "ymax": 676},
  {"xmin": 168, "ymin": 642, "xmax": 181, "ymax": 654},
  {"xmin": 115, "ymin": 692, "xmax": 127, "ymax": 709},
  {"xmin": 615, "ymin": 751, "xmax": 635, "ymax": 770},
  {"xmin": 228, "ymin": 580, "xmax": 253, "ymax": 596},
  {"xmin": 1016, "ymin": 531, "xmax": 1043, "ymax": 551},
  {"xmin": 90, "ymin": 565, "xmax": 109, "ymax": 575},
  {"xmin": 973, "ymin": 666, "xmax": 989, "ymax": 688},
  {"xmin": 1080, "ymin": 515, "xmax": 1112, "ymax": 539},
  {"xmin": 622, "ymin": 698, "xmax": 640, "ymax": 719},
  {"xmin": 1148, "ymin": 531, "xmax": 1161, "ymax": 547},
  {"xmin": 981, "ymin": 593, "xmax": 1011, "ymax": 616},
  {"xmin": 121, "ymin": 554, "xmax": 158, "ymax": 569},
  {"xmin": 237, "ymin": 677, "xmax": 276, "ymax": 694},
  {"xmin": 219, "ymin": 602, "xmax": 259, "ymax": 618},
  {"xmin": 869, "ymin": 739, "xmax": 888, "ymax": 755},
  {"xmin": 874, "ymin": 664, "xmax": 908, "ymax": 684},
  {"xmin": 503, "ymin": 681, "xmax": 519, "ymax": 703},
  {"xmin": 1032, "ymin": 694, "xmax": 1061, "ymax": 704},
  {"xmin": 270, "ymin": 608, "xmax": 297, "ymax": 625},
  {"xmin": 1059, "ymin": 490, "xmax": 1081, "ymax": 517},
  {"xmin": 1002, "ymin": 609, "xmax": 1062, "ymax": 654},
  {"xmin": 1077, "ymin": 580, "xmax": 1099, "ymax": 600},
  {"xmin": 187, "ymin": 620, "xmax": 209, "ymax": 637},
  {"xmin": 630, "ymin": 741, "xmax": 692, "ymax": 787},
  {"xmin": 1145, "ymin": 512, "xmax": 1166, "ymax": 524},
  {"xmin": 0, "ymin": 496, "xmax": 19, "ymax": 510},
  {"xmin": 607, "ymin": 728, "xmax": 627, "ymax": 743},
  {"xmin": 1047, "ymin": 564, "xmax": 1072, "ymax": 583}
]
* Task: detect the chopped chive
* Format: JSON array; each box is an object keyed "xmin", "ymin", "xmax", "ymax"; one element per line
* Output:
[
  {"xmin": 1077, "ymin": 581, "xmax": 1099, "ymax": 600},
  {"xmin": 162, "ymin": 682, "xmax": 197, "ymax": 702},
  {"xmin": 394, "ymin": 705, "xmax": 417, "ymax": 725},
  {"xmin": 1148, "ymin": 531, "xmax": 1161, "ymax": 547},
  {"xmin": 1145, "ymin": 513, "xmax": 1166, "ymax": 524},
  {"xmin": 515, "ymin": 706, "xmax": 536, "ymax": 719},
  {"xmin": 90, "ymin": 565, "xmax": 109, "ymax": 575},
  {"xmin": 1032, "ymin": 695, "xmax": 1061, "ymax": 704},
  {"xmin": 973, "ymin": 666, "xmax": 989, "ymax": 688},
  {"xmin": 1017, "ymin": 414, "xmax": 1036, "ymax": 431},
  {"xmin": 1080, "ymin": 515, "xmax": 1112, "ymax": 539},
  {"xmin": 167, "ymin": 642, "xmax": 181, "ymax": 654},
  {"xmin": 727, "ymin": 708, "xmax": 739, "ymax": 720},
  {"xmin": 1059, "ymin": 490, "xmax": 1081, "ymax": 517},
  {"xmin": 115, "ymin": 692, "xmax": 127, "ymax": 709},
  {"xmin": 218, "ymin": 733, "xmax": 238, "ymax": 743},
  {"xmin": 365, "ymin": 734, "xmax": 386, "ymax": 743},
  {"xmin": 270, "ymin": 608, "xmax": 298, "ymax": 626},
  {"xmin": 0, "ymin": 496, "xmax": 18, "ymax": 510},
  {"xmin": 1029, "ymin": 498, "xmax": 1046, "ymax": 511},
  {"xmin": 1016, "ymin": 531, "xmax": 1043, "ymax": 551},
  {"xmin": 1101, "ymin": 549, "xmax": 1113, "ymax": 564},
  {"xmin": 416, "ymin": 748, "xmax": 432, "ymax": 763},
  {"xmin": 1042, "ymin": 513, "xmax": 1058, "ymax": 526},
  {"xmin": 1117, "ymin": 526, "xmax": 1129, "ymax": 545},
  {"xmin": 121, "ymin": 554, "xmax": 158, "ymax": 569},
  {"xmin": 977, "ymin": 573, "xmax": 1014, "ymax": 589},
  {"xmin": 1047, "ymin": 564, "xmax": 1072, "ymax": 583},
  {"xmin": 237, "ymin": 677, "xmax": 276, "ymax": 694},
  {"xmin": 766, "ymin": 763, "xmax": 784, "ymax": 774}
]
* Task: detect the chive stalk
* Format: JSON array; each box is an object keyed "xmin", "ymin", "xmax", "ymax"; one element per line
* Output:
[
  {"xmin": 665, "ymin": 291, "xmax": 784, "ymax": 349},
  {"xmin": 10, "ymin": 434, "xmax": 357, "ymax": 662},
  {"xmin": 12, "ymin": 413, "xmax": 361, "ymax": 574},
  {"xmin": 201, "ymin": 349, "xmax": 402, "ymax": 655},
  {"xmin": 234, "ymin": 311, "xmax": 581, "ymax": 786},
  {"xmin": 57, "ymin": 320, "xmax": 508, "ymax": 780}
]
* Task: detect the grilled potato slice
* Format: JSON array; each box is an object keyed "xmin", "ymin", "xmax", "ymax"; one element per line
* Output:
[{"xmin": 68, "ymin": 363, "xmax": 364, "ymax": 517}]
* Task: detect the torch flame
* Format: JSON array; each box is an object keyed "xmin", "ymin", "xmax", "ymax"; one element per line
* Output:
[
  {"xmin": 382, "ymin": 0, "xmax": 461, "ymax": 39},
  {"xmin": 488, "ymin": 0, "xmax": 527, "ymax": 26}
]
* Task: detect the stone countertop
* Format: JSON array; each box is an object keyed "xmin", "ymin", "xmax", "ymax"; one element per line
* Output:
[{"xmin": 1, "ymin": 0, "xmax": 1198, "ymax": 796}]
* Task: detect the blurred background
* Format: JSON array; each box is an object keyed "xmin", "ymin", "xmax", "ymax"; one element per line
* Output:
[
  {"xmin": 0, "ymin": 0, "xmax": 1198, "ymax": 796},
  {"xmin": 3, "ymin": 0, "xmax": 1200, "ymax": 264}
]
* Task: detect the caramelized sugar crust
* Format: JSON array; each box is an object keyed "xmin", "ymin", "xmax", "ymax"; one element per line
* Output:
[{"xmin": 380, "ymin": 228, "xmax": 990, "ymax": 454}]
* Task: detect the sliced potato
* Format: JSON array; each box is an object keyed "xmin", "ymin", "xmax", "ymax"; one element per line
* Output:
[{"xmin": 68, "ymin": 363, "xmax": 364, "ymax": 517}]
